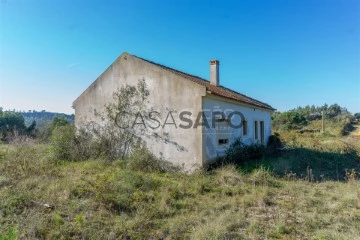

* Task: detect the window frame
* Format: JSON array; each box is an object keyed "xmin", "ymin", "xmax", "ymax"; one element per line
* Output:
[{"xmin": 215, "ymin": 117, "xmax": 230, "ymax": 147}]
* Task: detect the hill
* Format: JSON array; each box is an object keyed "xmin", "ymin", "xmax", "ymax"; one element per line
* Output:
[{"xmin": 22, "ymin": 111, "xmax": 74, "ymax": 129}]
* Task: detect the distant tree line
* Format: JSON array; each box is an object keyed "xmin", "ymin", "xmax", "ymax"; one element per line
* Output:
[
  {"xmin": 22, "ymin": 110, "xmax": 74, "ymax": 128},
  {"xmin": 272, "ymin": 103, "xmax": 358, "ymax": 131},
  {"xmin": 0, "ymin": 107, "xmax": 72, "ymax": 142},
  {"xmin": 0, "ymin": 108, "xmax": 36, "ymax": 141}
]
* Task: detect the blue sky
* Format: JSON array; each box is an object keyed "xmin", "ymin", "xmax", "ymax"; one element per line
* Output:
[{"xmin": 0, "ymin": 0, "xmax": 359, "ymax": 114}]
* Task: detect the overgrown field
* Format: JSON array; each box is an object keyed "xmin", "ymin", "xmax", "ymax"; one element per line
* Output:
[
  {"xmin": 242, "ymin": 125, "xmax": 360, "ymax": 181},
  {"xmin": 1, "ymin": 126, "xmax": 360, "ymax": 239}
]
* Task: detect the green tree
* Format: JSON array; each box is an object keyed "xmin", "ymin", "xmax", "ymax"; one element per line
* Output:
[
  {"xmin": 51, "ymin": 79, "xmax": 151, "ymax": 161},
  {"xmin": 0, "ymin": 110, "xmax": 27, "ymax": 141},
  {"xmin": 25, "ymin": 120, "xmax": 37, "ymax": 136},
  {"xmin": 327, "ymin": 104, "xmax": 341, "ymax": 118},
  {"xmin": 52, "ymin": 116, "xmax": 69, "ymax": 128}
]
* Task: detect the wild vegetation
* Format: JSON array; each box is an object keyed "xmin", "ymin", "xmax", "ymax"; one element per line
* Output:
[
  {"xmin": 0, "ymin": 107, "xmax": 73, "ymax": 143},
  {"xmin": 1, "ymin": 98, "xmax": 360, "ymax": 239},
  {"xmin": 22, "ymin": 110, "xmax": 74, "ymax": 129},
  {"xmin": 1, "ymin": 132, "xmax": 359, "ymax": 239},
  {"xmin": 0, "ymin": 109, "xmax": 37, "ymax": 142},
  {"xmin": 272, "ymin": 103, "xmax": 355, "ymax": 135}
]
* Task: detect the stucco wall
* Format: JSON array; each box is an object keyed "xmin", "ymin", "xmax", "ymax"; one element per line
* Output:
[
  {"xmin": 202, "ymin": 94, "xmax": 272, "ymax": 162},
  {"xmin": 73, "ymin": 53, "xmax": 206, "ymax": 171}
]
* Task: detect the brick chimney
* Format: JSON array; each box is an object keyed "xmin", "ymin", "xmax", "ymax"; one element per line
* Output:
[{"xmin": 210, "ymin": 60, "xmax": 219, "ymax": 86}]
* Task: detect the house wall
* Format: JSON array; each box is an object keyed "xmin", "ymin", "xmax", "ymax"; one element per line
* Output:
[
  {"xmin": 202, "ymin": 94, "xmax": 272, "ymax": 162},
  {"xmin": 73, "ymin": 53, "xmax": 207, "ymax": 171}
]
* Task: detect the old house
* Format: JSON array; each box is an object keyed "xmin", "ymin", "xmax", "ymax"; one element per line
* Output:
[{"xmin": 73, "ymin": 52, "xmax": 274, "ymax": 171}]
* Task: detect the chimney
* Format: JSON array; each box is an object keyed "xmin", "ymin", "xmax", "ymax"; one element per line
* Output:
[{"xmin": 210, "ymin": 60, "xmax": 219, "ymax": 86}]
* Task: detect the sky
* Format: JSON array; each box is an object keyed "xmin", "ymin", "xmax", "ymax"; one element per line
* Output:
[{"xmin": 0, "ymin": 0, "xmax": 359, "ymax": 114}]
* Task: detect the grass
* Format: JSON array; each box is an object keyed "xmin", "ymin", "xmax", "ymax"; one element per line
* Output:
[
  {"xmin": 253, "ymin": 125, "xmax": 360, "ymax": 181},
  {"xmin": 0, "ymin": 127, "xmax": 360, "ymax": 239}
]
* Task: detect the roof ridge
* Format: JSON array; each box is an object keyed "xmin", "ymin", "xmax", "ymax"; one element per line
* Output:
[{"xmin": 129, "ymin": 53, "xmax": 274, "ymax": 110}]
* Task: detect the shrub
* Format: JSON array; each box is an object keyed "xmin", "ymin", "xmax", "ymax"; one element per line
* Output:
[
  {"xmin": 340, "ymin": 122, "xmax": 354, "ymax": 136},
  {"xmin": 51, "ymin": 125, "xmax": 75, "ymax": 160},
  {"xmin": 50, "ymin": 125, "xmax": 97, "ymax": 161},
  {"xmin": 266, "ymin": 133, "xmax": 283, "ymax": 156},
  {"xmin": 49, "ymin": 124, "xmax": 175, "ymax": 172},
  {"xmin": 49, "ymin": 79, "xmax": 155, "ymax": 162},
  {"xmin": 218, "ymin": 139, "xmax": 265, "ymax": 166},
  {"xmin": 126, "ymin": 146, "xmax": 180, "ymax": 173}
]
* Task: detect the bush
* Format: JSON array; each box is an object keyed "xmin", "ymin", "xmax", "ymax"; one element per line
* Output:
[
  {"xmin": 220, "ymin": 139, "xmax": 265, "ymax": 165},
  {"xmin": 266, "ymin": 133, "xmax": 283, "ymax": 156},
  {"xmin": 50, "ymin": 125, "xmax": 98, "ymax": 161},
  {"xmin": 340, "ymin": 122, "xmax": 355, "ymax": 136},
  {"xmin": 126, "ymin": 146, "xmax": 180, "ymax": 173},
  {"xmin": 51, "ymin": 125, "xmax": 75, "ymax": 160},
  {"xmin": 50, "ymin": 125, "xmax": 174, "ymax": 172}
]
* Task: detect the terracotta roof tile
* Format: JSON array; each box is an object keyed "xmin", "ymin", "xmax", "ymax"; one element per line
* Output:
[{"xmin": 132, "ymin": 54, "xmax": 275, "ymax": 111}]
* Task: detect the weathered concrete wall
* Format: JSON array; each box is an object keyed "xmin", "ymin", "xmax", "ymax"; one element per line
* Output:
[
  {"xmin": 73, "ymin": 53, "xmax": 207, "ymax": 171},
  {"xmin": 202, "ymin": 94, "xmax": 272, "ymax": 162}
]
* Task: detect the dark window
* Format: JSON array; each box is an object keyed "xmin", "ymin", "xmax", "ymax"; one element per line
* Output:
[
  {"xmin": 254, "ymin": 121, "xmax": 258, "ymax": 140},
  {"xmin": 260, "ymin": 121, "xmax": 265, "ymax": 144},
  {"xmin": 218, "ymin": 139, "xmax": 229, "ymax": 145},
  {"xmin": 242, "ymin": 120, "xmax": 248, "ymax": 135}
]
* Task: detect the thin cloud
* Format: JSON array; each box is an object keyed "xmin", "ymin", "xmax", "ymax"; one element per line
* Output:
[{"xmin": 66, "ymin": 62, "xmax": 80, "ymax": 68}]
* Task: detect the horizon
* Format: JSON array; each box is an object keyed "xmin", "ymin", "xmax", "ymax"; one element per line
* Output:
[{"xmin": 1, "ymin": 0, "xmax": 359, "ymax": 114}]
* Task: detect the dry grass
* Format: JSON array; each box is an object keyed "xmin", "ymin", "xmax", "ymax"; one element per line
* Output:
[
  {"xmin": 350, "ymin": 124, "xmax": 360, "ymax": 137},
  {"xmin": 1, "ymin": 142, "xmax": 360, "ymax": 239}
]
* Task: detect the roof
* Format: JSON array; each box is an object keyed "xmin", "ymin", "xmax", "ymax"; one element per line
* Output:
[{"xmin": 132, "ymin": 54, "xmax": 275, "ymax": 111}]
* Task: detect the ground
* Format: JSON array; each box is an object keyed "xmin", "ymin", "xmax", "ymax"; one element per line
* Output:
[{"xmin": 0, "ymin": 125, "xmax": 360, "ymax": 239}]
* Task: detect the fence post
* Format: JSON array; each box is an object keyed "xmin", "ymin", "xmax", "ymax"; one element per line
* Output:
[{"xmin": 322, "ymin": 111, "xmax": 325, "ymax": 133}]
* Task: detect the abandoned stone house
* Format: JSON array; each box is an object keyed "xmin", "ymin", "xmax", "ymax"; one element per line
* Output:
[{"xmin": 73, "ymin": 52, "xmax": 274, "ymax": 171}]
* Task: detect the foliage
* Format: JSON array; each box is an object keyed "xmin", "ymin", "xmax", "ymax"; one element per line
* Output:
[
  {"xmin": 213, "ymin": 135, "xmax": 283, "ymax": 168},
  {"xmin": 272, "ymin": 103, "xmax": 354, "ymax": 131},
  {"xmin": 50, "ymin": 125, "xmax": 102, "ymax": 161},
  {"xmin": 215, "ymin": 139, "xmax": 265, "ymax": 166},
  {"xmin": 340, "ymin": 122, "xmax": 355, "ymax": 136},
  {"xmin": 36, "ymin": 116, "xmax": 71, "ymax": 143},
  {"xmin": 0, "ymin": 143, "xmax": 54, "ymax": 182},
  {"xmin": 50, "ymin": 80, "xmax": 155, "ymax": 162},
  {"xmin": 0, "ymin": 108, "xmax": 36, "ymax": 142},
  {"xmin": 50, "ymin": 125, "xmax": 77, "ymax": 160},
  {"xmin": 101, "ymin": 78, "xmax": 150, "ymax": 158},
  {"xmin": 21, "ymin": 110, "xmax": 74, "ymax": 129},
  {"xmin": 52, "ymin": 116, "xmax": 69, "ymax": 128},
  {"xmin": 272, "ymin": 111, "xmax": 307, "ymax": 130},
  {"xmin": 266, "ymin": 133, "xmax": 283, "ymax": 156},
  {"xmin": 241, "ymin": 130, "xmax": 360, "ymax": 180},
  {"xmin": 1, "ymin": 143, "xmax": 360, "ymax": 239},
  {"xmin": 50, "ymin": 79, "xmax": 152, "ymax": 162},
  {"xmin": 126, "ymin": 146, "xmax": 180, "ymax": 173}
]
